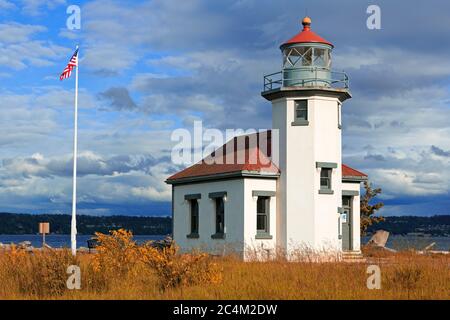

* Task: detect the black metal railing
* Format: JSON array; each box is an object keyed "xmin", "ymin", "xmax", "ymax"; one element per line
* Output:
[{"xmin": 263, "ymin": 67, "xmax": 349, "ymax": 92}]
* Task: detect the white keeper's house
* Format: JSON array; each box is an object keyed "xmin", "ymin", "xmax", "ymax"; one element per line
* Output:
[{"xmin": 166, "ymin": 17, "xmax": 367, "ymax": 260}]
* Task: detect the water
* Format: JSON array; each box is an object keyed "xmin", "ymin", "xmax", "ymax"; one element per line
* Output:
[
  {"xmin": 362, "ymin": 235, "xmax": 450, "ymax": 251},
  {"xmin": 0, "ymin": 234, "xmax": 448, "ymax": 251},
  {"xmin": 0, "ymin": 234, "xmax": 166, "ymax": 249}
]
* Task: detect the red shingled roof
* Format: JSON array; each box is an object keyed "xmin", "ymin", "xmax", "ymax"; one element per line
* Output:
[
  {"xmin": 281, "ymin": 17, "xmax": 333, "ymax": 48},
  {"xmin": 342, "ymin": 164, "xmax": 368, "ymax": 179},
  {"xmin": 167, "ymin": 131, "xmax": 279, "ymax": 182},
  {"xmin": 167, "ymin": 131, "xmax": 367, "ymax": 183}
]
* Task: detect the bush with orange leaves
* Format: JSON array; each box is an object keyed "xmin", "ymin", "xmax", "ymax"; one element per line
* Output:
[
  {"xmin": 92, "ymin": 229, "xmax": 222, "ymax": 291},
  {"xmin": 139, "ymin": 241, "xmax": 222, "ymax": 290},
  {"xmin": 91, "ymin": 229, "xmax": 141, "ymax": 281}
]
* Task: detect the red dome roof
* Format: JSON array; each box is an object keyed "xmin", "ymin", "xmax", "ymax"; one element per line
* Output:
[{"xmin": 281, "ymin": 17, "xmax": 333, "ymax": 48}]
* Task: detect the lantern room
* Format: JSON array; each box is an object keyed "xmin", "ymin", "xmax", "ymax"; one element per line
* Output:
[
  {"xmin": 281, "ymin": 17, "xmax": 333, "ymax": 87},
  {"xmin": 263, "ymin": 17, "xmax": 348, "ymax": 91}
]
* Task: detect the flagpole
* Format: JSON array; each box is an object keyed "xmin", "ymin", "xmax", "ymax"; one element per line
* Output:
[{"xmin": 71, "ymin": 45, "xmax": 79, "ymax": 256}]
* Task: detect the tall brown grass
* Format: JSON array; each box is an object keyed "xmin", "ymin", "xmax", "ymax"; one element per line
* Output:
[{"xmin": 0, "ymin": 230, "xmax": 448, "ymax": 300}]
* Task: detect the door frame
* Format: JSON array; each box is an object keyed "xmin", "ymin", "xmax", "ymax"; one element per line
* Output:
[{"xmin": 342, "ymin": 196, "xmax": 353, "ymax": 251}]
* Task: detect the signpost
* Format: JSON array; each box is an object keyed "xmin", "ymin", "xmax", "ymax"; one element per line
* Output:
[{"xmin": 39, "ymin": 223, "xmax": 50, "ymax": 248}]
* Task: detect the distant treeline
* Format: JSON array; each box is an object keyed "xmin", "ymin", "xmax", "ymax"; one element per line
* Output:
[
  {"xmin": 0, "ymin": 213, "xmax": 172, "ymax": 235},
  {"xmin": 367, "ymin": 215, "xmax": 450, "ymax": 236},
  {"xmin": 1, "ymin": 213, "xmax": 448, "ymax": 237}
]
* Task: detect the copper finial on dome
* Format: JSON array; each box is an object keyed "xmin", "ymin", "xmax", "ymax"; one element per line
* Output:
[{"xmin": 302, "ymin": 16, "xmax": 311, "ymax": 31}]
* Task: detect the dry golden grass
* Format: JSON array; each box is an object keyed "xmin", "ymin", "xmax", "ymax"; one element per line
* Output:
[{"xmin": 0, "ymin": 230, "xmax": 448, "ymax": 300}]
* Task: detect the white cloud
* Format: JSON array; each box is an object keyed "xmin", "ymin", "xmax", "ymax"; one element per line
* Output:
[
  {"xmin": 0, "ymin": 23, "xmax": 46, "ymax": 43},
  {"xmin": 82, "ymin": 44, "xmax": 139, "ymax": 74},
  {"xmin": 0, "ymin": 0, "xmax": 15, "ymax": 10},
  {"xmin": 0, "ymin": 23, "xmax": 69, "ymax": 69},
  {"xmin": 20, "ymin": 0, "xmax": 66, "ymax": 16},
  {"xmin": 334, "ymin": 47, "xmax": 450, "ymax": 78}
]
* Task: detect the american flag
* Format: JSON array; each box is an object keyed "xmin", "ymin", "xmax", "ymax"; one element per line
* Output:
[{"xmin": 60, "ymin": 48, "xmax": 78, "ymax": 81}]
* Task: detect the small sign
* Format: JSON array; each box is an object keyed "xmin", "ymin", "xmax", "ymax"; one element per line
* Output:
[
  {"xmin": 39, "ymin": 223, "xmax": 50, "ymax": 248},
  {"xmin": 39, "ymin": 222, "xmax": 50, "ymax": 234},
  {"xmin": 341, "ymin": 214, "xmax": 348, "ymax": 223}
]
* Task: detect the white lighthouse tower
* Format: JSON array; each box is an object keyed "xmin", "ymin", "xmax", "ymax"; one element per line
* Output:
[{"xmin": 262, "ymin": 17, "xmax": 352, "ymax": 255}]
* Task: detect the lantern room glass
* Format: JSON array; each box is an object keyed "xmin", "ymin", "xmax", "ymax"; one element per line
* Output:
[
  {"xmin": 282, "ymin": 44, "xmax": 333, "ymax": 87},
  {"xmin": 283, "ymin": 46, "xmax": 331, "ymax": 69}
]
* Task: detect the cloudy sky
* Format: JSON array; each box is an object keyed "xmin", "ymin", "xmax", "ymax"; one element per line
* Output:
[{"xmin": 0, "ymin": 0, "xmax": 449, "ymax": 217}]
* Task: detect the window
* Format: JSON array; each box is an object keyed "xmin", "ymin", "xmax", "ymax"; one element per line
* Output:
[
  {"xmin": 313, "ymin": 48, "xmax": 326, "ymax": 67},
  {"xmin": 190, "ymin": 199, "xmax": 199, "ymax": 235},
  {"xmin": 295, "ymin": 100, "xmax": 308, "ymax": 121},
  {"xmin": 215, "ymin": 197, "xmax": 225, "ymax": 234},
  {"xmin": 302, "ymin": 47, "xmax": 312, "ymax": 66},
  {"xmin": 320, "ymin": 168, "xmax": 332, "ymax": 190},
  {"xmin": 343, "ymin": 196, "xmax": 351, "ymax": 208},
  {"xmin": 256, "ymin": 197, "xmax": 270, "ymax": 234}
]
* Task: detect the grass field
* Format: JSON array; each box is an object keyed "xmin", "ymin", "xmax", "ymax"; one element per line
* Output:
[{"xmin": 0, "ymin": 230, "xmax": 448, "ymax": 300}]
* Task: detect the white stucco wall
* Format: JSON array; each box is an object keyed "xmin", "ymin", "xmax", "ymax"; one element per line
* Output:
[
  {"xmin": 312, "ymin": 97, "xmax": 342, "ymax": 252},
  {"xmin": 172, "ymin": 177, "xmax": 278, "ymax": 259},
  {"xmin": 272, "ymin": 95, "xmax": 343, "ymax": 254},
  {"xmin": 243, "ymin": 178, "xmax": 278, "ymax": 260},
  {"xmin": 172, "ymin": 179, "xmax": 245, "ymax": 255}
]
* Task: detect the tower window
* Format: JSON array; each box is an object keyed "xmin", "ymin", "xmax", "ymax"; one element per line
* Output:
[
  {"xmin": 295, "ymin": 100, "xmax": 308, "ymax": 120},
  {"xmin": 320, "ymin": 168, "xmax": 332, "ymax": 190},
  {"xmin": 256, "ymin": 196, "xmax": 270, "ymax": 234}
]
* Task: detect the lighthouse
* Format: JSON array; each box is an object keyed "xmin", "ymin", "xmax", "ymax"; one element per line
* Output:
[
  {"xmin": 262, "ymin": 17, "xmax": 353, "ymax": 254},
  {"xmin": 167, "ymin": 16, "xmax": 366, "ymax": 260}
]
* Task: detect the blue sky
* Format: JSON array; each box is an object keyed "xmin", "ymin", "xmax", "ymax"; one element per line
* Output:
[{"xmin": 0, "ymin": 0, "xmax": 449, "ymax": 217}]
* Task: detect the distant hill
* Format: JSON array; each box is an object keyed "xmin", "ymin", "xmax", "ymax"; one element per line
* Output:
[
  {"xmin": 1, "ymin": 213, "xmax": 448, "ymax": 237},
  {"xmin": 367, "ymin": 215, "xmax": 450, "ymax": 236},
  {"xmin": 0, "ymin": 213, "xmax": 171, "ymax": 235}
]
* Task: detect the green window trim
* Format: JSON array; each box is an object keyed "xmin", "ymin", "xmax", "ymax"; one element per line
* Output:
[
  {"xmin": 214, "ymin": 197, "xmax": 225, "ymax": 235},
  {"xmin": 291, "ymin": 120, "xmax": 309, "ymax": 126},
  {"xmin": 184, "ymin": 193, "xmax": 201, "ymax": 200},
  {"xmin": 319, "ymin": 166, "xmax": 333, "ymax": 193},
  {"xmin": 209, "ymin": 191, "xmax": 227, "ymax": 199},
  {"xmin": 256, "ymin": 196, "xmax": 271, "ymax": 237},
  {"xmin": 316, "ymin": 162, "xmax": 338, "ymax": 169},
  {"xmin": 186, "ymin": 233, "xmax": 199, "ymax": 239},
  {"xmin": 294, "ymin": 100, "xmax": 308, "ymax": 122},
  {"xmin": 211, "ymin": 233, "xmax": 226, "ymax": 239},
  {"xmin": 255, "ymin": 233, "xmax": 273, "ymax": 240},
  {"xmin": 342, "ymin": 190, "xmax": 359, "ymax": 196},
  {"xmin": 252, "ymin": 190, "xmax": 276, "ymax": 197},
  {"xmin": 188, "ymin": 198, "xmax": 199, "ymax": 235}
]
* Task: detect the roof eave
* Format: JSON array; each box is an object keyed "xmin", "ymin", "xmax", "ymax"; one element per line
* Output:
[
  {"xmin": 342, "ymin": 175, "xmax": 368, "ymax": 183},
  {"xmin": 280, "ymin": 41, "xmax": 334, "ymax": 50},
  {"xmin": 166, "ymin": 170, "xmax": 280, "ymax": 186}
]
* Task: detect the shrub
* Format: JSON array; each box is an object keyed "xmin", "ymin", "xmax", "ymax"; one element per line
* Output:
[
  {"xmin": 389, "ymin": 265, "xmax": 423, "ymax": 298},
  {"xmin": 91, "ymin": 229, "xmax": 141, "ymax": 278},
  {"xmin": 139, "ymin": 242, "xmax": 222, "ymax": 290},
  {"xmin": 0, "ymin": 246, "xmax": 77, "ymax": 298}
]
